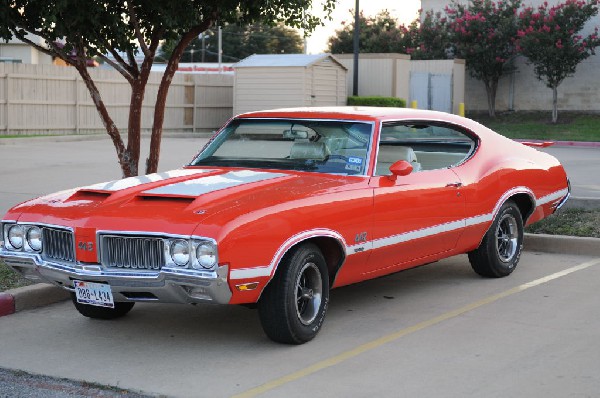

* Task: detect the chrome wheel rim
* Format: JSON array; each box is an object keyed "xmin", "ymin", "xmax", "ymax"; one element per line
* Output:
[
  {"xmin": 295, "ymin": 262, "xmax": 323, "ymax": 325},
  {"xmin": 495, "ymin": 214, "xmax": 519, "ymax": 263}
]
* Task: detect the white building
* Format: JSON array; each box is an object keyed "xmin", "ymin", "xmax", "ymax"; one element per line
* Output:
[
  {"xmin": 422, "ymin": 0, "xmax": 600, "ymax": 113},
  {"xmin": 0, "ymin": 34, "xmax": 53, "ymax": 64}
]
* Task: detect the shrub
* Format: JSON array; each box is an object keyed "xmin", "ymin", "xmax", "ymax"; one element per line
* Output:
[{"xmin": 347, "ymin": 96, "xmax": 406, "ymax": 108}]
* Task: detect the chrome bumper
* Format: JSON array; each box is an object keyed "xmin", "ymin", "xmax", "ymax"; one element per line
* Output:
[{"xmin": 0, "ymin": 250, "xmax": 232, "ymax": 305}]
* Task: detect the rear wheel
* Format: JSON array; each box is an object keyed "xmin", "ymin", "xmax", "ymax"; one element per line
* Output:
[
  {"xmin": 468, "ymin": 200, "xmax": 524, "ymax": 278},
  {"xmin": 71, "ymin": 293, "xmax": 135, "ymax": 320},
  {"xmin": 258, "ymin": 243, "xmax": 329, "ymax": 344}
]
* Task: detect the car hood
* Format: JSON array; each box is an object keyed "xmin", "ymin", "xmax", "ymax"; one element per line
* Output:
[{"xmin": 7, "ymin": 168, "xmax": 367, "ymax": 237}]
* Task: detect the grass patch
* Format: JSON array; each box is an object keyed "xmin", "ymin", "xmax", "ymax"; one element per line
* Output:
[
  {"xmin": 526, "ymin": 208, "xmax": 600, "ymax": 238},
  {"xmin": 0, "ymin": 261, "xmax": 32, "ymax": 291},
  {"xmin": 470, "ymin": 111, "xmax": 600, "ymax": 142}
]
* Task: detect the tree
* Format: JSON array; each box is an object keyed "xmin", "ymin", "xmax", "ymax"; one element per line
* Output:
[
  {"xmin": 445, "ymin": 0, "xmax": 522, "ymax": 117},
  {"xmin": 0, "ymin": 0, "xmax": 334, "ymax": 177},
  {"xmin": 158, "ymin": 23, "xmax": 304, "ymax": 63},
  {"xmin": 516, "ymin": 0, "xmax": 600, "ymax": 123},
  {"xmin": 404, "ymin": 10, "xmax": 454, "ymax": 60},
  {"xmin": 328, "ymin": 10, "xmax": 407, "ymax": 54}
]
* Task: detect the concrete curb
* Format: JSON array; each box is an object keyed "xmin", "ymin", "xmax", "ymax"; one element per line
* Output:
[
  {"xmin": 524, "ymin": 233, "xmax": 600, "ymax": 257},
  {"xmin": 0, "ymin": 284, "xmax": 70, "ymax": 317},
  {"xmin": 0, "ymin": 234, "xmax": 598, "ymax": 318}
]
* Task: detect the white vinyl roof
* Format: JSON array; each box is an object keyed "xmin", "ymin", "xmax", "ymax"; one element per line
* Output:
[{"xmin": 234, "ymin": 53, "xmax": 346, "ymax": 69}]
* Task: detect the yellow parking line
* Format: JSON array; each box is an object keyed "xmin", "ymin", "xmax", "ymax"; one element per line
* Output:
[{"xmin": 232, "ymin": 258, "xmax": 600, "ymax": 398}]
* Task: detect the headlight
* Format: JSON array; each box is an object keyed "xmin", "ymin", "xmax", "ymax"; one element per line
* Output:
[
  {"xmin": 26, "ymin": 226, "xmax": 43, "ymax": 252},
  {"xmin": 195, "ymin": 242, "xmax": 217, "ymax": 269},
  {"xmin": 8, "ymin": 225, "xmax": 24, "ymax": 250},
  {"xmin": 170, "ymin": 239, "xmax": 190, "ymax": 266}
]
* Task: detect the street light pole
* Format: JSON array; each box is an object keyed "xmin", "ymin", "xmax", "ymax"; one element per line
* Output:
[{"xmin": 352, "ymin": 0, "xmax": 360, "ymax": 96}]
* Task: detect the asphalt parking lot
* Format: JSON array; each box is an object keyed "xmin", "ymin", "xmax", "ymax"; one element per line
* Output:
[
  {"xmin": 0, "ymin": 136, "xmax": 599, "ymax": 397},
  {"xmin": 0, "ymin": 252, "xmax": 599, "ymax": 397}
]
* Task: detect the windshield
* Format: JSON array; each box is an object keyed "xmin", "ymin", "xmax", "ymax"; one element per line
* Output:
[{"xmin": 190, "ymin": 118, "xmax": 374, "ymax": 176}]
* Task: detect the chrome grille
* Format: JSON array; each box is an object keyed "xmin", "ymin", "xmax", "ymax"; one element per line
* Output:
[
  {"xmin": 101, "ymin": 235, "xmax": 165, "ymax": 270},
  {"xmin": 42, "ymin": 227, "xmax": 75, "ymax": 262}
]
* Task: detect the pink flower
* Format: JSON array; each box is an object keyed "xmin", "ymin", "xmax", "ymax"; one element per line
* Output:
[
  {"xmin": 556, "ymin": 39, "xmax": 563, "ymax": 49},
  {"xmin": 555, "ymin": 25, "xmax": 560, "ymax": 31}
]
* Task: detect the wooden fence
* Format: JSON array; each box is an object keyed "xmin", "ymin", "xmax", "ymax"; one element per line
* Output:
[{"xmin": 0, "ymin": 63, "xmax": 233, "ymax": 135}]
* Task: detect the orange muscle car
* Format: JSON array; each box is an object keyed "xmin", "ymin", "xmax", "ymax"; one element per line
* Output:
[{"xmin": 0, "ymin": 107, "xmax": 570, "ymax": 344}]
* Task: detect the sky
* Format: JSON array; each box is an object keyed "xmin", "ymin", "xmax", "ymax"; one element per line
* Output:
[{"xmin": 305, "ymin": 0, "xmax": 422, "ymax": 54}]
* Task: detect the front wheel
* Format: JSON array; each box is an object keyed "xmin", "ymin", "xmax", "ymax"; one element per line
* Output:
[
  {"xmin": 71, "ymin": 293, "xmax": 135, "ymax": 320},
  {"xmin": 258, "ymin": 243, "xmax": 330, "ymax": 344},
  {"xmin": 468, "ymin": 200, "xmax": 524, "ymax": 278}
]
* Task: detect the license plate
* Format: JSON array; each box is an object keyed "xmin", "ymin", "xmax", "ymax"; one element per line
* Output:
[{"xmin": 74, "ymin": 280, "xmax": 114, "ymax": 308}]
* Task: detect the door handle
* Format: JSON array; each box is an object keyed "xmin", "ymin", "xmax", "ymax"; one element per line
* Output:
[{"xmin": 446, "ymin": 182, "xmax": 462, "ymax": 188}]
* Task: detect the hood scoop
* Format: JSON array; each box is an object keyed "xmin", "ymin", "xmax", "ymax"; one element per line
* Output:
[
  {"xmin": 67, "ymin": 190, "xmax": 112, "ymax": 202},
  {"xmin": 135, "ymin": 194, "xmax": 195, "ymax": 204}
]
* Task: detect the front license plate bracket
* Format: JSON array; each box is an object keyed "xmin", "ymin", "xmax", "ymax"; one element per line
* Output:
[{"xmin": 73, "ymin": 280, "xmax": 115, "ymax": 308}]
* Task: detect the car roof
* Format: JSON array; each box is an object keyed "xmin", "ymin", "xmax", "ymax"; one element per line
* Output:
[{"xmin": 235, "ymin": 106, "xmax": 466, "ymax": 124}]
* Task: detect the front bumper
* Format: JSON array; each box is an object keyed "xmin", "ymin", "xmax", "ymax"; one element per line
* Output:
[{"xmin": 0, "ymin": 250, "xmax": 232, "ymax": 305}]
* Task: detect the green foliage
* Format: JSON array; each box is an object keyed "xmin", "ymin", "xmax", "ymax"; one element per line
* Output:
[
  {"xmin": 404, "ymin": 11, "xmax": 454, "ymax": 60},
  {"xmin": 347, "ymin": 96, "xmax": 406, "ymax": 107},
  {"xmin": 158, "ymin": 23, "xmax": 304, "ymax": 63},
  {"xmin": 516, "ymin": 0, "xmax": 600, "ymax": 122},
  {"xmin": 471, "ymin": 111, "xmax": 600, "ymax": 142},
  {"xmin": 526, "ymin": 208, "xmax": 600, "ymax": 238},
  {"xmin": 0, "ymin": 261, "xmax": 31, "ymax": 291},
  {"xmin": 328, "ymin": 10, "xmax": 409, "ymax": 54}
]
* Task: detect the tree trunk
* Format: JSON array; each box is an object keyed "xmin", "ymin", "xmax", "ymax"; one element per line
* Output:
[
  {"xmin": 76, "ymin": 65, "xmax": 131, "ymax": 177},
  {"xmin": 484, "ymin": 79, "xmax": 498, "ymax": 118},
  {"xmin": 552, "ymin": 85, "xmax": 559, "ymax": 124},
  {"xmin": 125, "ymin": 55, "xmax": 155, "ymax": 177},
  {"xmin": 146, "ymin": 21, "xmax": 212, "ymax": 174}
]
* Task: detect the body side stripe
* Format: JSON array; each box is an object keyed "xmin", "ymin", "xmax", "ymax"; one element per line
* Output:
[{"xmin": 228, "ymin": 187, "xmax": 566, "ymax": 281}]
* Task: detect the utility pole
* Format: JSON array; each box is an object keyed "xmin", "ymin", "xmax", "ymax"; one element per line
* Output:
[{"xmin": 352, "ymin": 0, "xmax": 360, "ymax": 96}]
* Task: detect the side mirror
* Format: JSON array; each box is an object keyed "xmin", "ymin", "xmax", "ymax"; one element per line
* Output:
[{"xmin": 387, "ymin": 160, "xmax": 413, "ymax": 181}]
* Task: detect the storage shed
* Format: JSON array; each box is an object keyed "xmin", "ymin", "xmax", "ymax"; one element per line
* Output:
[{"xmin": 233, "ymin": 54, "xmax": 347, "ymax": 115}]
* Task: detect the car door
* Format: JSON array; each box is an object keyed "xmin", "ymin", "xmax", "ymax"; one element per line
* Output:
[{"xmin": 363, "ymin": 121, "xmax": 476, "ymax": 274}]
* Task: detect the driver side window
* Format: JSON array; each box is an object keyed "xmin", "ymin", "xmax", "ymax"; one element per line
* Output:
[{"xmin": 375, "ymin": 122, "xmax": 477, "ymax": 175}]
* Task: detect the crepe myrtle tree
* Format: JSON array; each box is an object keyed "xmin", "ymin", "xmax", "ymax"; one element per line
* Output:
[
  {"xmin": 404, "ymin": 10, "xmax": 454, "ymax": 60},
  {"xmin": 516, "ymin": 0, "xmax": 600, "ymax": 123},
  {"xmin": 446, "ymin": 0, "xmax": 522, "ymax": 117},
  {"xmin": 0, "ymin": 0, "xmax": 335, "ymax": 177}
]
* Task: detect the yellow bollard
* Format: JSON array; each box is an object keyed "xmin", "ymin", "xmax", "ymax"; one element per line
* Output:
[
  {"xmin": 458, "ymin": 102, "xmax": 465, "ymax": 117},
  {"xmin": 410, "ymin": 100, "xmax": 418, "ymax": 109}
]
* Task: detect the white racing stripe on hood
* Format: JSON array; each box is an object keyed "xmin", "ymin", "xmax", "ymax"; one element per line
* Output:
[
  {"xmin": 142, "ymin": 170, "xmax": 287, "ymax": 197},
  {"xmin": 82, "ymin": 169, "xmax": 214, "ymax": 192}
]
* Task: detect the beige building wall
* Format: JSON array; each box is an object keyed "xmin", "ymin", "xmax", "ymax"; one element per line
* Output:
[
  {"xmin": 336, "ymin": 54, "xmax": 465, "ymax": 113},
  {"xmin": 335, "ymin": 53, "xmax": 411, "ymax": 100}
]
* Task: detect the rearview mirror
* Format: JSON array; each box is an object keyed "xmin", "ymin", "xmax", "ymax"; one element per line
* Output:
[{"xmin": 283, "ymin": 129, "xmax": 308, "ymax": 139}]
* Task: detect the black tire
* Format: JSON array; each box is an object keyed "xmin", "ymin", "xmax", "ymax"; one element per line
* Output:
[
  {"xmin": 71, "ymin": 293, "xmax": 135, "ymax": 320},
  {"xmin": 258, "ymin": 243, "xmax": 330, "ymax": 344},
  {"xmin": 468, "ymin": 200, "xmax": 524, "ymax": 278}
]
